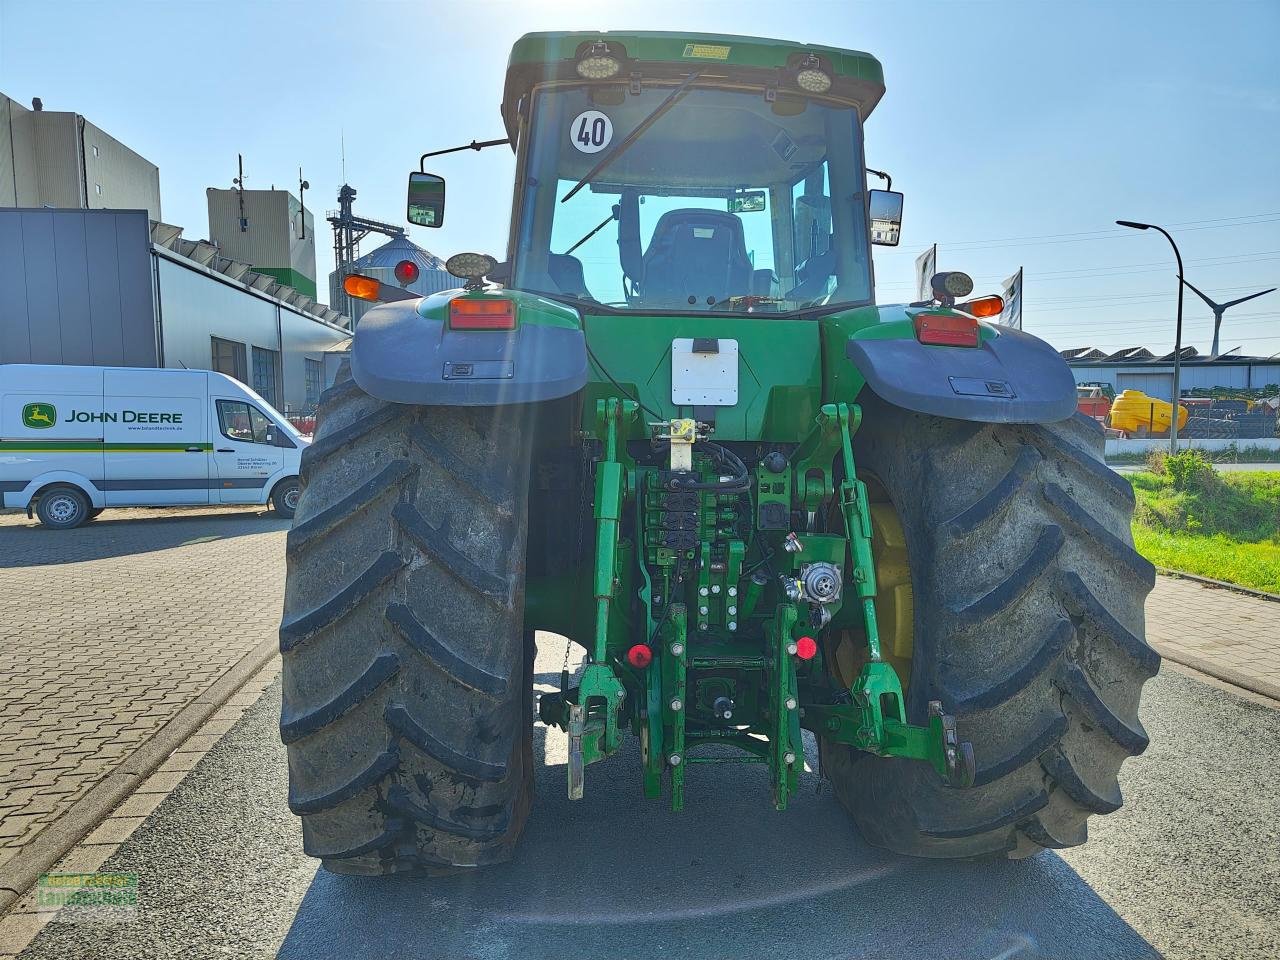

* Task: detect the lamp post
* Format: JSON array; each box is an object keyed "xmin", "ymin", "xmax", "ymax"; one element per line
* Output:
[{"xmin": 1117, "ymin": 220, "xmax": 1184, "ymax": 452}]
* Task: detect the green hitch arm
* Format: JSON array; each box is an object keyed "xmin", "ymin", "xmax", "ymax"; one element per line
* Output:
[
  {"xmin": 566, "ymin": 398, "xmax": 636, "ymax": 800},
  {"xmin": 771, "ymin": 603, "xmax": 801, "ymax": 811},
  {"xmin": 804, "ymin": 700, "xmax": 976, "ymax": 787}
]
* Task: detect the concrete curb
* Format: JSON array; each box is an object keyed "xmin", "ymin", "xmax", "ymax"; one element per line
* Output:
[
  {"xmin": 1156, "ymin": 646, "xmax": 1280, "ymax": 705},
  {"xmin": 0, "ymin": 635, "xmax": 279, "ymax": 914},
  {"xmin": 1156, "ymin": 568, "xmax": 1280, "ymax": 604}
]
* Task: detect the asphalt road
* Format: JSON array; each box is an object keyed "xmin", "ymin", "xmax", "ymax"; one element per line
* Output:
[{"xmin": 16, "ymin": 662, "xmax": 1280, "ymax": 960}]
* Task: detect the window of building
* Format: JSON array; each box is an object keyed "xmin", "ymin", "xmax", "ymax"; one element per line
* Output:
[
  {"xmin": 94, "ymin": 183, "xmax": 102, "ymax": 195},
  {"xmin": 210, "ymin": 337, "xmax": 247, "ymax": 383},
  {"xmin": 304, "ymin": 358, "xmax": 322, "ymax": 411},
  {"xmin": 216, "ymin": 400, "xmax": 273, "ymax": 444},
  {"xmin": 91, "ymin": 145, "xmax": 99, "ymax": 158},
  {"xmin": 252, "ymin": 346, "xmax": 280, "ymax": 408}
]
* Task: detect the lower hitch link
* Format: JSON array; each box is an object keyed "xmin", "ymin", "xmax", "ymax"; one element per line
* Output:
[{"xmin": 928, "ymin": 700, "xmax": 977, "ymax": 788}]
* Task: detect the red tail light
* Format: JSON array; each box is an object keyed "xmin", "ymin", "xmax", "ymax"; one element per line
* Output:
[
  {"xmin": 450, "ymin": 298, "xmax": 516, "ymax": 330},
  {"xmin": 394, "ymin": 259, "xmax": 420, "ymax": 285},
  {"xmin": 914, "ymin": 312, "xmax": 980, "ymax": 347}
]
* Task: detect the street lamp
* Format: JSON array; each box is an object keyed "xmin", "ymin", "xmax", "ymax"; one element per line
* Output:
[{"xmin": 1117, "ymin": 220, "xmax": 1185, "ymax": 452}]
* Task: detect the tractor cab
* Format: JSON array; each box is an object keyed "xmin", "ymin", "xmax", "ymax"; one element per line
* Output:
[{"xmin": 411, "ymin": 32, "xmax": 903, "ymax": 317}]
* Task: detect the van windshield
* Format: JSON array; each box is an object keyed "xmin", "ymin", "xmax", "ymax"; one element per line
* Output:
[{"xmin": 512, "ymin": 84, "xmax": 872, "ymax": 315}]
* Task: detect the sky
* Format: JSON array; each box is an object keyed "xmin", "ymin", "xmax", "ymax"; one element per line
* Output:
[{"xmin": 1, "ymin": 0, "xmax": 1277, "ymax": 355}]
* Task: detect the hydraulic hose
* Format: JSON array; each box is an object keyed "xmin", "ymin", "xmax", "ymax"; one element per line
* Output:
[{"xmin": 665, "ymin": 440, "xmax": 752, "ymax": 492}]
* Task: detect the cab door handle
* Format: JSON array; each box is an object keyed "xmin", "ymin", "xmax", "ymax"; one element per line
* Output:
[{"xmin": 216, "ymin": 448, "xmax": 235, "ymax": 453}]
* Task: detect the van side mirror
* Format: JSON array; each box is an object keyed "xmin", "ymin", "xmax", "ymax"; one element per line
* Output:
[
  {"xmin": 868, "ymin": 189, "xmax": 904, "ymax": 247},
  {"xmin": 407, "ymin": 172, "xmax": 446, "ymax": 228}
]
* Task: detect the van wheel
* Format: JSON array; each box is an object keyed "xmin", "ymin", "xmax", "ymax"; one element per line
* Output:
[
  {"xmin": 36, "ymin": 486, "xmax": 91, "ymax": 530},
  {"xmin": 272, "ymin": 478, "xmax": 301, "ymax": 519}
]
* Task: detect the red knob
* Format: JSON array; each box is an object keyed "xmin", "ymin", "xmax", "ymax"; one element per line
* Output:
[{"xmin": 626, "ymin": 644, "xmax": 653, "ymax": 669}]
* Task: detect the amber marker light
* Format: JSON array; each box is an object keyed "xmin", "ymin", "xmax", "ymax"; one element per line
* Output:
[
  {"xmin": 343, "ymin": 274, "xmax": 382, "ymax": 301},
  {"xmin": 958, "ymin": 295, "xmax": 1004, "ymax": 319}
]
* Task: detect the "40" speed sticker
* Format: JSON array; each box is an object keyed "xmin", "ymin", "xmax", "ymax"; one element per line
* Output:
[{"xmin": 570, "ymin": 110, "xmax": 613, "ymax": 154}]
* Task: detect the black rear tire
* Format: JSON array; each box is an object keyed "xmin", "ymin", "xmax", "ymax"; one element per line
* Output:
[
  {"xmin": 279, "ymin": 373, "xmax": 534, "ymax": 874},
  {"xmin": 36, "ymin": 485, "xmax": 91, "ymax": 530},
  {"xmin": 821, "ymin": 401, "xmax": 1158, "ymax": 858},
  {"xmin": 271, "ymin": 478, "xmax": 301, "ymax": 519}
]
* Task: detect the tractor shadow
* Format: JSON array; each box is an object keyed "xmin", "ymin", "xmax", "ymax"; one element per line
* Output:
[
  {"xmin": 0, "ymin": 506, "xmax": 287, "ymax": 567},
  {"xmin": 278, "ymin": 685, "xmax": 1162, "ymax": 960}
]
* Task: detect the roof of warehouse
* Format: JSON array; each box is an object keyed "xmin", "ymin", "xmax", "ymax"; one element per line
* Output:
[{"xmin": 1062, "ymin": 346, "xmax": 1279, "ymax": 365}]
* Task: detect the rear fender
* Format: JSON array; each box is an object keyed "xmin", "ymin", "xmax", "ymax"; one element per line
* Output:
[
  {"xmin": 351, "ymin": 290, "xmax": 588, "ymax": 406},
  {"xmin": 846, "ymin": 319, "xmax": 1076, "ymax": 424}
]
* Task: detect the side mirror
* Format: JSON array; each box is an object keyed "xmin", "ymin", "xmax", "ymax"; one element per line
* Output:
[
  {"xmin": 868, "ymin": 189, "xmax": 904, "ymax": 247},
  {"xmin": 407, "ymin": 172, "xmax": 445, "ymax": 228}
]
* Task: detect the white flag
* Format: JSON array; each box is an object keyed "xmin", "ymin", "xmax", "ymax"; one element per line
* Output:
[
  {"xmin": 1000, "ymin": 268, "xmax": 1023, "ymax": 329},
  {"xmin": 914, "ymin": 244, "xmax": 937, "ymax": 301}
]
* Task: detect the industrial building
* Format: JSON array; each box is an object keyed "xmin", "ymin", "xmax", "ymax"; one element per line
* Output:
[
  {"xmin": 207, "ymin": 187, "xmax": 317, "ymax": 298},
  {"xmin": 1, "ymin": 207, "xmax": 349, "ymax": 414},
  {"xmin": 1, "ymin": 92, "xmax": 161, "ymax": 220},
  {"xmin": 1, "ymin": 88, "xmax": 351, "ymax": 415},
  {"xmin": 1063, "ymin": 345, "xmax": 1280, "ymax": 398}
]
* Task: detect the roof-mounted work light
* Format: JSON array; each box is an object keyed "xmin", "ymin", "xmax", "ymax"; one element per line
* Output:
[
  {"xmin": 577, "ymin": 42, "xmax": 622, "ymax": 79},
  {"xmin": 795, "ymin": 54, "xmax": 832, "ymax": 93},
  {"xmin": 931, "ymin": 271, "xmax": 974, "ymax": 301},
  {"xmin": 445, "ymin": 252, "xmax": 498, "ymax": 292}
]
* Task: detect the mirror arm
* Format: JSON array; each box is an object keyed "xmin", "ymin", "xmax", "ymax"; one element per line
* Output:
[
  {"xmin": 866, "ymin": 167, "xmax": 892, "ymax": 192},
  {"xmin": 419, "ymin": 138, "xmax": 511, "ymax": 171}
]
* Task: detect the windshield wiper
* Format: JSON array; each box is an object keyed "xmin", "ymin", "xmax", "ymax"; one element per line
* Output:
[
  {"xmin": 563, "ymin": 205, "xmax": 619, "ymax": 256},
  {"xmin": 560, "ymin": 69, "xmax": 705, "ymax": 204}
]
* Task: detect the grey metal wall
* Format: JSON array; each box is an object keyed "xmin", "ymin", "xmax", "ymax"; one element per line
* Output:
[
  {"xmin": 0, "ymin": 208, "xmax": 157, "ymax": 366},
  {"xmin": 1073, "ymin": 362, "xmax": 1280, "ymax": 396}
]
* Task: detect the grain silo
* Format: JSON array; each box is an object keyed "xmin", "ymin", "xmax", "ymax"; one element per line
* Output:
[{"xmin": 332, "ymin": 235, "xmax": 457, "ymax": 326}]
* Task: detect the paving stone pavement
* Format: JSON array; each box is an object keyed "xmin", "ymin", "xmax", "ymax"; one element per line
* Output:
[
  {"xmin": 1146, "ymin": 575, "xmax": 1280, "ymax": 700},
  {"xmin": 0, "ymin": 506, "xmax": 288, "ymax": 872}
]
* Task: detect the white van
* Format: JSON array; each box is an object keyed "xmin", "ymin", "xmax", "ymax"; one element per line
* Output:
[{"xmin": 0, "ymin": 364, "xmax": 307, "ymax": 529}]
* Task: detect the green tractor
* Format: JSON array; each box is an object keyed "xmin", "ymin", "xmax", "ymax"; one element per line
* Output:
[{"xmin": 279, "ymin": 31, "xmax": 1157, "ymax": 873}]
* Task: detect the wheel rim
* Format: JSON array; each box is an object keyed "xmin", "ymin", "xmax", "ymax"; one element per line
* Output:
[
  {"xmin": 867, "ymin": 482, "xmax": 914, "ymax": 693},
  {"xmin": 47, "ymin": 494, "xmax": 80, "ymax": 524},
  {"xmin": 828, "ymin": 476, "xmax": 914, "ymax": 696},
  {"xmin": 283, "ymin": 486, "xmax": 300, "ymax": 511}
]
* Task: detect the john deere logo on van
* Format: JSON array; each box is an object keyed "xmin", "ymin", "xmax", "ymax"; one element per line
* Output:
[{"xmin": 22, "ymin": 403, "xmax": 57, "ymax": 430}]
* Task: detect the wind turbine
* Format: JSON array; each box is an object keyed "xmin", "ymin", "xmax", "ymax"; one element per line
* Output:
[{"xmin": 1182, "ymin": 280, "xmax": 1276, "ymax": 358}]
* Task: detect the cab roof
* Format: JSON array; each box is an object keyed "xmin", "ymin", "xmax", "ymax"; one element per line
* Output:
[{"xmin": 502, "ymin": 30, "xmax": 885, "ymax": 139}]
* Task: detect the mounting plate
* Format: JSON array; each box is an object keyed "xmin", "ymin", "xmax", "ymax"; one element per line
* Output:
[{"xmin": 671, "ymin": 338, "xmax": 739, "ymax": 407}]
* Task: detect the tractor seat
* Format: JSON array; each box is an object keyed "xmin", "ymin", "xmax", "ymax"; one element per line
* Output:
[
  {"xmin": 548, "ymin": 253, "xmax": 590, "ymax": 299},
  {"xmin": 640, "ymin": 209, "xmax": 755, "ymax": 307}
]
